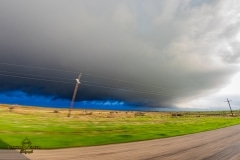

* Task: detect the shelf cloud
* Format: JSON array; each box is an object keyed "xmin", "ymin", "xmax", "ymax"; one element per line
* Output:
[{"xmin": 0, "ymin": 0, "xmax": 239, "ymax": 108}]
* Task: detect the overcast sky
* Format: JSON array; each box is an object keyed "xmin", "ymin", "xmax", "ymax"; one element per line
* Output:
[{"xmin": 0, "ymin": 0, "xmax": 239, "ymax": 109}]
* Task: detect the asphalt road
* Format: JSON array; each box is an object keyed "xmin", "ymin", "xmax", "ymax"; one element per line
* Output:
[{"xmin": 2, "ymin": 125, "xmax": 240, "ymax": 160}]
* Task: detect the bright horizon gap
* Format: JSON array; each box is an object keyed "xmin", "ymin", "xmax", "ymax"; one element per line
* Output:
[{"xmin": 0, "ymin": 90, "xmax": 237, "ymax": 112}]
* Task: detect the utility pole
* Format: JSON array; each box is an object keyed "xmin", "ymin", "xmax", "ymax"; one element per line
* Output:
[
  {"xmin": 67, "ymin": 74, "xmax": 81, "ymax": 117},
  {"xmin": 225, "ymin": 98, "xmax": 233, "ymax": 116}
]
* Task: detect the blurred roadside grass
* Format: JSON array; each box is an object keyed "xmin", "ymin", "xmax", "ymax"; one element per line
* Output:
[{"xmin": 1, "ymin": 104, "xmax": 240, "ymax": 149}]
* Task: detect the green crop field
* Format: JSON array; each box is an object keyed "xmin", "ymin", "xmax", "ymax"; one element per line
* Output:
[{"xmin": 0, "ymin": 104, "xmax": 240, "ymax": 149}]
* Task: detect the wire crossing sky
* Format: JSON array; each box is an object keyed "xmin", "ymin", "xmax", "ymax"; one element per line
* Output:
[
  {"xmin": 0, "ymin": 63, "xmax": 182, "ymax": 97},
  {"xmin": 0, "ymin": 0, "xmax": 240, "ymax": 109}
]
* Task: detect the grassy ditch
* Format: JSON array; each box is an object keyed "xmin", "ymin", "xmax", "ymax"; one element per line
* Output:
[{"xmin": 0, "ymin": 104, "xmax": 240, "ymax": 149}]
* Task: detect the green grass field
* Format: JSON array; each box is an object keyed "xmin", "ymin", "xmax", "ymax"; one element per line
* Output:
[{"xmin": 0, "ymin": 104, "xmax": 240, "ymax": 149}]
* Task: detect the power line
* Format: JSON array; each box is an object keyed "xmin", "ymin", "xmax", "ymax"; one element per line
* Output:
[
  {"xmin": 0, "ymin": 62, "xmax": 77, "ymax": 74},
  {"xmin": 0, "ymin": 62, "xmax": 180, "ymax": 93},
  {"xmin": 81, "ymin": 80, "xmax": 176, "ymax": 95},
  {"xmin": 82, "ymin": 72, "xmax": 178, "ymax": 92},
  {"xmin": 82, "ymin": 83, "xmax": 179, "ymax": 97},
  {"xmin": 0, "ymin": 72, "xmax": 179, "ymax": 97},
  {"xmin": 0, "ymin": 70, "xmax": 73, "ymax": 82},
  {"xmin": 0, "ymin": 73, "xmax": 74, "ymax": 84}
]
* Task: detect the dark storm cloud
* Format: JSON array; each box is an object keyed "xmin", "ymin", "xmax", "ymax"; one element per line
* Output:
[{"xmin": 0, "ymin": 0, "xmax": 239, "ymax": 107}]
